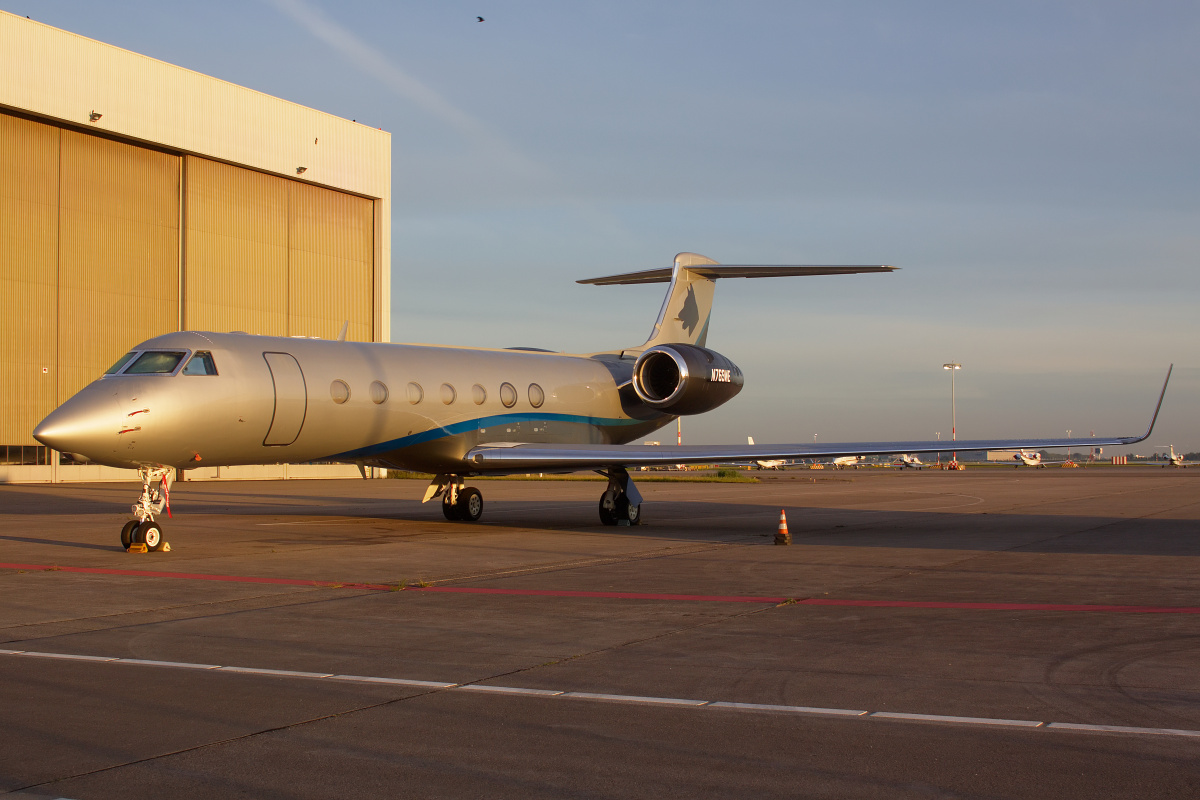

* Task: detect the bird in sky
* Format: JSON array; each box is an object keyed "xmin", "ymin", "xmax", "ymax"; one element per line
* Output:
[{"xmin": 476, "ymin": 16, "xmax": 484, "ymax": 22}]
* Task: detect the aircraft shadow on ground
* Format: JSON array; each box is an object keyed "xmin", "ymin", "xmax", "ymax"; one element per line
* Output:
[{"xmin": 3, "ymin": 484, "xmax": 1196, "ymax": 558}]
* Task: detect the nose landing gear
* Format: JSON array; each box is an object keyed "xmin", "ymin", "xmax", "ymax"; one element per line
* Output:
[{"xmin": 121, "ymin": 466, "xmax": 172, "ymax": 551}]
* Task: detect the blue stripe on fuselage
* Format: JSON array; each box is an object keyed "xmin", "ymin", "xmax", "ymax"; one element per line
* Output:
[{"xmin": 324, "ymin": 412, "xmax": 644, "ymax": 461}]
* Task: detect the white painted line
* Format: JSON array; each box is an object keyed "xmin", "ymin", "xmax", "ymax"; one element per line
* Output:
[
  {"xmin": 5, "ymin": 649, "xmax": 1200, "ymax": 739},
  {"xmin": 16, "ymin": 652, "xmax": 117, "ymax": 662},
  {"xmin": 116, "ymin": 658, "xmax": 221, "ymax": 670},
  {"xmin": 328, "ymin": 674, "xmax": 458, "ymax": 689},
  {"xmin": 709, "ymin": 701, "xmax": 869, "ymax": 717},
  {"xmin": 454, "ymin": 684, "xmax": 565, "ymax": 697},
  {"xmin": 217, "ymin": 666, "xmax": 334, "ymax": 679},
  {"xmin": 1046, "ymin": 722, "xmax": 1200, "ymax": 737},
  {"xmin": 870, "ymin": 711, "xmax": 1043, "ymax": 727},
  {"xmin": 561, "ymin": 691, "xmax": 708, "ymax": 706}
]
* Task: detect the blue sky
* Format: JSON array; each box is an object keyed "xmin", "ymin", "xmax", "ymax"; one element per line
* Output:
[{"xmin": 20, "ymin": 1, "xmax": 1200, "ymax": 451}]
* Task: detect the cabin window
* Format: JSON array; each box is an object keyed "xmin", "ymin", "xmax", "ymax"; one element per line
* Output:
[
  {"xmin": 105, "ymin": 352, "xmax": 138, "ymax": 374},
  {"xmin": 370, "ymin": 381, "xmax": 389, "ymax": 404},
  {"xmin": 500, "ymin": 382, "xmax": 517, "ymax": 408},
  {"xmin": 441, "ymin": 383, "xmax": 457, "ymax": 405},
  {"xmin": 407, "ymin": 382, "xmax": 423, "ymax": 404},
  {"xmin": 183, "ymin": 351, "xmax": 218, "ymax": 376},
  {"xmin": 528, "ymin": 383, "xmax": 545, "ymax": 408},
  {"xmin": 330, "ymin": 380, "xmax": 350, "ymax": 404},
  {"xmin": 125, "ymin": 351, "xmax": 187, "ymax": 375},
  {"xmin": 472, "ymin": 384, "xmax": 487, "ymax": 405}
]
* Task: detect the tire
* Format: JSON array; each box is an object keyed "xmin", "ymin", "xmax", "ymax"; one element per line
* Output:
[
  {"xmin": 457, "ymin": 487, "xmax": 483, "ymax": 522},
  {"xmin": 138, "ymin": 520, "xmax": 164, "ymax": 552},
  {"xmin": 598, "ymin": 495, "xmax": 617, "ymax": 526},
  {"xmin": 614, "ymin": 495, "xmax": 641, "ymax": 525},
  {"xmin": 120, "ymin": 520, "xmax": 139, "ymax": 550},
  {"xmin": 442, "ymin": 494, "xmax": 461, "ymax": 521}
]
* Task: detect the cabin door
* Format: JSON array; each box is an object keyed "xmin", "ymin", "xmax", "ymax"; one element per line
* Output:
[{"xmin": 263, "ymin": 352, "xmax": 307, "ymax": 446}]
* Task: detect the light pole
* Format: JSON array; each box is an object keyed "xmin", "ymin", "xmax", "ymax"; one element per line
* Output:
[
  {"xmin": 943, "ymin": 362, "xmax": 962, "ymax": 468},
  {"xmin": 936, "ymin": 432, "xmax": 941, "ymax": 465},
  {"xmin": 1065, "ymin": 429, "xmax": 1071, "ymax": 465}
]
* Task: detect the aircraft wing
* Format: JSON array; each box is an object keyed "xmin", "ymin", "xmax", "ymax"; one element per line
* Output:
[{"xmin": 468, "ymin": 367, "xmax": 1171, "ymax": 472}]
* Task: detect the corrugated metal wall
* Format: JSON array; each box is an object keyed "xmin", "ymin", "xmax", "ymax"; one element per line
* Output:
[
  {"xmin": 288, "ymin": 181, "xmax": 373, "ymax": 341},
  {"xmin": 0, "ymin": 114, "xmax": 58, "ymax": 445},
  {"xmin": 57, "ymin": 129, "xmax": 180, "ymax": 404},
  {"xmin": 184, "ymin": 156, "xmax": 373, "ymax": 340},
  {"xmin": 184, "ymin": 156, "xmax": 289, "ymax": 335}
]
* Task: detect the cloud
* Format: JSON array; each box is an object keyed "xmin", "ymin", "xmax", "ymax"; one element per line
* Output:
[{"xmin": 262, "ymin": 0, "xmax": 537, "ymax": 173}]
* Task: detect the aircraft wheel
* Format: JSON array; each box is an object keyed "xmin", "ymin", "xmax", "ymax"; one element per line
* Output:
[
  {"xmin": 120, "ymin": 520, "xmax": 139, "ymax": 550},
  {"xmin": 615, "ymin": 495, "xmax": 641, "ymax": 525},
  {"xmin": 137, "ymin": 520, "xmax": 165, "ymax": 552},
  {"xmin": 457, "ymin": 487, "xmax": 483, "ymax": 522},
  {"xmin": 442, "ymin": 493, "xmax": 461, "ymax": 521},
  {"xmin": 598, "ymin": 494, "xmax": 618, "ymax": 526}
]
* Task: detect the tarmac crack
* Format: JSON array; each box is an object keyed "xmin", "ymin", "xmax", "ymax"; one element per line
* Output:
[{"xmin": 9, "ymin": 683, "xmax": 453, "ymax": 796}]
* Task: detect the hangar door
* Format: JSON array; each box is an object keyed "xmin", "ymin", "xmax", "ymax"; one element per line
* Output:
[
  {"xmin": 0, "ymin": 112, "xmax": 179, "ymax": 452},
  {"xmin": 184, "ymin": 157, "xmax": 373, "ymax": 341}
]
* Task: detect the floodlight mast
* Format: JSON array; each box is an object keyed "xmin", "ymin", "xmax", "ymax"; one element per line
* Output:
[{"xmin": 943, "ymin": 362, "xmax": 962, "ymax": 467}]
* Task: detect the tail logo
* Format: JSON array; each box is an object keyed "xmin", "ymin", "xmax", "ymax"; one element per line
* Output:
[{"xmin": 674, "ymin": 285, "xmax": 700, "ymax": 335}]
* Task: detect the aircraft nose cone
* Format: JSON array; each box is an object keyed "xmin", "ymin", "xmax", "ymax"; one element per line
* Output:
[{"xmin": 32, "ymin": 389, "xmax": 122, "ymax": 457}]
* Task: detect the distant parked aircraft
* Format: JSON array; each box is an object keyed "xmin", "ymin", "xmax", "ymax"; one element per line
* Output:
[
  {"xmin": 747, "ymin": 437, "xmax": 788, "ymax": 470},
  {"xmin": 893, "ymin": 454, "xmax": 925, "ymax": 469}
]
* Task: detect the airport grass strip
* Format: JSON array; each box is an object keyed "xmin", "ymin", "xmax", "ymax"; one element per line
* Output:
[
  {"xmin": 2, "ymin": 647, "xmax": 1199, "ymax": 740},
  {"xmin": 6, "ymin": 562, "xmax": 1200, "ymax": 613}
]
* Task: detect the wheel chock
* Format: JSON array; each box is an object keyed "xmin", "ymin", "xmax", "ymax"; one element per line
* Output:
[
  {"xmin": 161, "ymin": 542, "xmax": 171, "ymax": 552},
  {"xmin": 127, "ymin": 543, "xmax": 148, "ymax": 554}
]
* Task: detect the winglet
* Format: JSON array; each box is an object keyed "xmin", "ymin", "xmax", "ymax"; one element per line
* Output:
[{"xmin": 1136, "ymin": 364, "xmax": 1173, "ymax": 442}]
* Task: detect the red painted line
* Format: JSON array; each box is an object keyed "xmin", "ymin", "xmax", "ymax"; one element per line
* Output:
[
  {"xmin": 3, "ymin": 562, "xmax": 1199, "ymax": 613},
  {"xmin": 411, "ymin": 586, "xmax": 783, "ymax": 603}
]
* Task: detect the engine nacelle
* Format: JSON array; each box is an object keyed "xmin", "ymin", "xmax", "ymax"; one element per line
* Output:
[{"xmin": 631, "ymin": 344, "xmax": 744, "ymax": 415}]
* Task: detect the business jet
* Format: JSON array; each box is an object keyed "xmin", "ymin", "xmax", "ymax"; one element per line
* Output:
[
  {"xmin": 747, "ymin": 437, "xmax": 788, "ymax": 469},
  {"xmin": 32, "ymin": 252, "xmax": 1171, "ymax": 552},
  {"xmin": 893, "ymin": 454, "xmax": 926, "ymax": 469},
  {"xmin": 1009, "ymin": 449, "xmax": 1071, "ymax": 468},
  {"xmin": 1012, "ymin": 450, "xmax": 1049, "ymax": 468},
  {"xmin": 1159, "ymin": 445, "xmax": 1190, "ymax": 468}
]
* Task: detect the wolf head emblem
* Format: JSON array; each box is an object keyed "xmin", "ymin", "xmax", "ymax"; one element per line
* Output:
[{"xmin": 675, "ymin": 285, "xmax": 700, "ymax": 336}]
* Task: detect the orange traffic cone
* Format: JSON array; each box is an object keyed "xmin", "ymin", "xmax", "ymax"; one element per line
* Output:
[{"xmin": 775, "ymin": 509, "xmax": 791, "ymax": 545}]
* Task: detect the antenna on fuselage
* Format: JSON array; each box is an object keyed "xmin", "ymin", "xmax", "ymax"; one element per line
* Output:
[{"xmin": 337, "ymin": 320, "xmax": 349, "ymax": 342}]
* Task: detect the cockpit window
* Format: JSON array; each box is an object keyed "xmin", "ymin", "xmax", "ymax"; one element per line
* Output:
[
  {"xmin": 183, "ymin": 351, "xmax": 218, "ymax": 376},
  {"xmin": 125, "ymin": 351, "xmax": 188, "ymax": 375},
  {"xmin": 104, "ymin": 352, "xmax": 138, "ymax": 375}
]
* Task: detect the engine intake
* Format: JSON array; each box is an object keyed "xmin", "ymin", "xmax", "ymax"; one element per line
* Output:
[{"xmin": 631, "ymin": 344, "xmax": 743, "ymax": 415}]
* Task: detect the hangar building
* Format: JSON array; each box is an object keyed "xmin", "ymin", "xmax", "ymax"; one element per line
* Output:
[{"xmin": 0, "ymin": 12, "xmax": 391, "ymax": 482}]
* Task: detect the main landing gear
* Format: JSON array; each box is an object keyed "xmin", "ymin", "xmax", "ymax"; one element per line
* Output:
[
  {"xmin": 598, "ymin": 467, "xmax": 642, "ymax": 526},
  {"xmin": 121, "ymin": 466, "xmax": 172, "ymax": 551},
  {"xmin": 425, "ymin": 476, "xmax": 484, "ymax": 522}
]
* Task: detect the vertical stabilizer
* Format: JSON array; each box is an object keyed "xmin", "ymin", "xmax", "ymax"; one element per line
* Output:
[{"xmin": 641, "ymin": 253, "xmax": 718, "ymax": 349}]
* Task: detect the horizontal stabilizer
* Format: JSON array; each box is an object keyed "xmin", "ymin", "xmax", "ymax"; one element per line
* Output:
[{"xmin": 578, "ymin": 265, "xmax": 897, "ymax": 286}]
